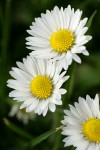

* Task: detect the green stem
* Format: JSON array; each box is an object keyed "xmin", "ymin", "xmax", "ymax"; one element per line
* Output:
[
  {"xmin": 52, "ymin": 131, "xmax": 61, "ymax": 150},
  {"xmin": 51, "ymin": 63, "xmax": 76, "ymax": 149},
  {"xmin": 1, "ymin": 0, "xmax": 11, "ymax": 72},
  {"xmin": 86, "ymin": 10, "xmax": 97, "ymax": 29},
  {"xmin": 0, "ymin": 2, "xmax": 3, "ymax": 27},
  {"xmin": 3, "ymin": 118, "xmax": 33, "ymax": 140},
  {"xmin": 63, "ymin": 62, "xmax": 76, "ymax": 108},
  {"xmin": 67, "ymin": 63, "xmax": 76, "ymax": 100},
  {"xmin": 0, "ymin": 0, "xmax": 11, "ymax": 98},
  {"xmin": 0, "ymin": 0, "xmax": 11, "ymax": 115},
  {"xmin": 52, "ymin": 109, "xmax": 63, "ymax": 150},
  {"xmin": 28, "ymin": 129, "xmax": 58, "ymax": 148}
]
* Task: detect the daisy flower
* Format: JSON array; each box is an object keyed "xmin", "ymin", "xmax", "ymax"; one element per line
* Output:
[
  {"xmin": 26, "ymin": 5, "xmax": 92, "ymax": 72},
  {"xmin": 61, "ymin": 94, "xmax": 100, "ymax": 150},
  {"xmin": 9, "ymin": 104, "xmax": 35, "ymax": 124},
  {"xmin": 7, "ymin": 56, "xmax": 69, "ymax": 116}
]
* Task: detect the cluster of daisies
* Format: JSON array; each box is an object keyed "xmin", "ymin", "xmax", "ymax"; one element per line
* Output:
[{"xmin": 7, "ymin": 5, "xmax": 100, "ymax": 150}]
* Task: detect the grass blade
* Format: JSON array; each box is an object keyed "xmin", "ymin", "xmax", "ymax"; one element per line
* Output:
[
  {"xmin": 28, "ymin": 129, "xmax": 57, "ymax": 148},
  {"xmin": 3, "ymin": 118, "xmax": 33, "ymax": 140},
  {"xmin": 86, "ymin": 10, "xmax": 97, "ymax": 28}
]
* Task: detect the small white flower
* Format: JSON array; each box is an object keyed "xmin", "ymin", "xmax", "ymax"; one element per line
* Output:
[
  {"xmin": 7, "ymin": 56, "xmax": 69, "ymax": 116},
  {"xmin": 9, "ymin": 104, "xmax": 35, "ymax": 124},
  {"xmin": 61, "ymin": 94, "xmax": 100, "ymax": 150},
  {"xmin": 26, "ymin": 5, "xmax": 92, "ymax": 72}
]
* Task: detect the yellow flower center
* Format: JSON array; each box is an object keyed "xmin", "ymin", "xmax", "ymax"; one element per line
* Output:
[
  {"xmin": 82, "ymin": 118, "xmax": 100, "ymax": 143},
  {"xmin": 50, "ymin": 29, "xmax": 74, "ymax": 53},
  {"xmin": 30, "ymin": 75, "xmax": 53, "ymax": 99}
]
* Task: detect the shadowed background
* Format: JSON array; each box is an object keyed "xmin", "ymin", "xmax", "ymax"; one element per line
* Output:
[{"xmin": 0, "ymin": 0, "xmax": 100, "ymax": 150}]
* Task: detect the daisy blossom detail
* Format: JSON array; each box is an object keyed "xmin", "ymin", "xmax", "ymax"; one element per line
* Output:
[
  {"xmin": 26, "ymin": 5, "xmax": 92, "ymax": 72},
  {"xmin": 9, "ymin": 104, "xmax": 35, "ymax": 124},
  {"xmin": 61, "ymin": 94, "xmax": 100, "ymax": 150},
  {"xmin": 7, "ymin": 56, "xmax": 69, "ymax": 116}
]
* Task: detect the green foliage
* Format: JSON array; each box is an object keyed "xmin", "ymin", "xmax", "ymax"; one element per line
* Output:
[
  {"xmin": 3, "ymin": 118, "xmax": 33, "ymax": 140},
  {"xmin": 28, "ymin": 129, "xmax": 57, "ymax": 148},
  {"xmin": 86, "ymin": 10, "xmax": 97, "ymax": 28}
]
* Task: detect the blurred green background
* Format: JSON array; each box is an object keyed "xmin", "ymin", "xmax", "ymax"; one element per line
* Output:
[{"xmin": 0, "ymin": 0, "xmax": 100, "ymax": 150}]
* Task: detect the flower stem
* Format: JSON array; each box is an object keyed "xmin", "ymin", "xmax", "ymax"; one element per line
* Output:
[
  {"xmin": 1, "ymin": 0, "xmax": 11, "ymax": 95},
  {"xmin": 0, "ymin": 2, "xmax": 3, "ymax": 27},
  {"xmin": 52, "ymin": 109, "xmax": 63, "ymax": 150},
  {"xmin": 1, "ymin": 0, "xmax": 11, "ymax": 69},
  {"xmin": 56, "ymin": 125, "xmax": 63, "ymax": 131},
  {"xmin": 63, "ymin": 62, "xmax": 76, "ymax": 107}
]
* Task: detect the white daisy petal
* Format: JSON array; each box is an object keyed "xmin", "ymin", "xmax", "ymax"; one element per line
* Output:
[
  {"xmin": 7, "ymin": 79, "xmax": 29, "ymax": 87},
  {"xmin": 26, "ymin": 100, "xmax": 39, "ymax": 112},
  {"xmin": 20, "ymin": 98, "xmax": 34, "ymax": 109},
  {"xmin": 65, "ymin": 5, "xmax": 72, "ymax": 28},
  {"xmin": 9, "ymin": 70, "xmax": 30, "ymax": 83},
  {"xmin": 82, "ymin": 50, "xmax": 89, "ymax": 56},
  {"xmin": 78, "ymin": 97, "xmax": 93, "ymax": 118},
  {"xmin": 59, "ymin": 89, "xmax": 67, "ymax": 94},
  {"xmin": 77, "ymin": 27, "xmax": 88, "ymax": 38},
  {"xmin": 95, "ymin": 143, "xmax": 100, "ymax": 150},
  {"xmin": 26, "ymin": 6, "xmax": 92, "ymax": 71},
  {"xmin": 90, "ymin": 97, "xmax": 99, "ymax": 118},
  {"xmin": 50, "ymin": 97, "xmax": 62, "ymax": 105},
  {"xmin": 61, "ymin": 94, "xmax": 100, "ymax": 150},
  {"xmin": 49, "ymin": 103, "xmax": 56, "ymax": 112},
  {"xmin": 7, "ymin": 56, "xmax": 69, "ymax": 116},
  {"xmin": 72, "ymin": 53, "xmax": 81, "ymax": 63},
  {"xmin": 7, "ymin": 83, "xmax": 30, "ymax": 92},
  {"xmin": 63, "ymin": 137, "xmax": 73, "ymax": 147},
  {"xmin": 69, "ymin": 10, "xmax": 82, "ymax": 31},
  {"xmin": 9, "ymin": 104, "xmax": 35, "ymax": 124},
  {"xmin": 75, "ymin": 17, "xmax": 88, "ymax": 34},
  {"xmin": 34, "ymin": 106, "xmax": 42, "ymax": 115},
  {"xmin": 74, "ymin": 137, "xmax": 89, "ymax": 149},
  {"xmin": 66, "ymin": 51, "xmax": 73, "ymax": 65},
  {"xmin": 43, "ymin": 105, "xmax": 48, "ymax": 116},
  {"xmin": 87, "ymin": 143, "xmax": 96, "ymax": 150},
  {"xmin": 86, "ymin": 95, "xmax": 93, "ymax": 106},
  {"xmin": 9, "ymin": 90, "xmax": 32, "ymax": 98},
  {"xmin": 39, "ymin": 100, "xmax": 49, "ymax": 111},
  {"xmin": 78, "ymin": 142, "xmax": 89, "ymax": 150},
  {"xmin": 37, "ymin": 59, "xmax": 45, "ymax": 75},
  {"xmin": 69, "ymin": 105, "xmax": 84, "ymax": 121},
  {"xmin": 16, "ymin": 61, "xmax": 27, "ymax": 72}
]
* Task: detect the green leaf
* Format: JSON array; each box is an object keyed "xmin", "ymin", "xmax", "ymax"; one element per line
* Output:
[
  {"xmin": 28, "ymin": 129, "xmax": 57, "ymax": 148},
  {"xmin": 3, "ymin": 118, "xmax": 33, "ymax": 140},
  {"xmin": 86, "ymin": 10, "xmax": 97, "ymax": 28}
]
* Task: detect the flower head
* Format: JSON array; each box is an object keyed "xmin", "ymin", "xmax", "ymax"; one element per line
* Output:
[
  {"xmin": 61, "ymin": 94, "xmax": 100, "ymax": 150},
  {"xmin": 7, "ymin": 56, "xmax": 69, "ymax": 116},
  {"xmin": 26, "ymin": 5, "xmax": 92, "ymax": 72},
  {"xmin": 9, "ymin": 104, "xmax": 35, "ymax": 124}
]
